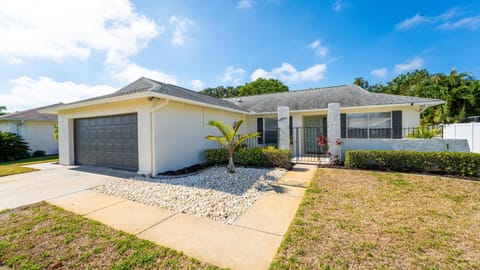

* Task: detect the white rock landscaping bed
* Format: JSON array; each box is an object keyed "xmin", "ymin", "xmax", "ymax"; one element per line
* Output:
[{"xmin": 92, "ymin": 166, "xmax": 286, "ymax": 224}]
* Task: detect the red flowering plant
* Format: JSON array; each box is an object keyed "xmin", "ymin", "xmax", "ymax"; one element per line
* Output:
[{"xmin": 317, "ymin": 134, "xmax": 343, "ymax": 165}]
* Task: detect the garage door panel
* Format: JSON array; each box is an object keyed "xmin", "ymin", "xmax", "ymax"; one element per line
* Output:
[{"xmin": 74, "ymin": 113, "xmax": 138, "ymax": 171}]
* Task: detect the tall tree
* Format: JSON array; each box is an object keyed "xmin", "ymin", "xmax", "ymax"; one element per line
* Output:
[
  {"xmin": 201, "ymin": 78, "xmax": 289, "ymax": 98},
  {"xmin": 0, "ymin": 105, "xmax": 7, "ymax": 116},
  {"xmin": 353, "ymin": 69, "xmax": 480, "ymax": 124},
  {"xmin": 353, "ymin": 77, "xmax": 370, "ymax": 89},
  {"xmin": 237, "ymin": 78, "xmax": 288, "ymax": 96}
]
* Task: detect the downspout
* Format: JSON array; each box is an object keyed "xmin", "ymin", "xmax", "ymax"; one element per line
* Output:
[{"xmin": 150, "ymin": 98, "xmax": 170, "ymax": 176}]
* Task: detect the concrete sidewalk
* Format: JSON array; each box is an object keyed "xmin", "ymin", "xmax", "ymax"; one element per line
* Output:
[{"xmin": 47, "ymin": 164, "xmax": 317, "ymax": 270}]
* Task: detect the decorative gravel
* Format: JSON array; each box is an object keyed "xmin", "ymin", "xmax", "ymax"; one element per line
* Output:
[{"xmin": 92, "ymin": 166, "xmax": 287, "ymax": 224}]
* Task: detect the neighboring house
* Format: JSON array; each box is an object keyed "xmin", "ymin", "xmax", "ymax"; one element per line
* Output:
[
  {"xmin": 0, "ymin": 104, "xmax": 59, "ymax": 155},
  {"xmin": 43, "ymin": 77, "xmax": 444, "ymax": 175}
]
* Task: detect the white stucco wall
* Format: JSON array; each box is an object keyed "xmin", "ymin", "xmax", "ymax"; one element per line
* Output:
[
  {"xmin": 0, "ymin": 121, "xmax": 15, "ymax": 133},
  {"xmin": 24, "ymin": 121, "xmax": 58, "ymax": 154},
  {"xmin": 153, "ymin": 101, "xmax": 245, "ymax": 173},
  {"xmin": 0, "ymin": 120, "xmax": 58, "ymax": 155}
]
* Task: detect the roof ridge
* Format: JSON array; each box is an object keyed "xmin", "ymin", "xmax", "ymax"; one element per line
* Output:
[
  {"xmin": 224, "ymin": 84, "xmax": 351, "ymax": 99},
  {"xmin": 2, "ymin": 103, "xmax": 63, "ymax": 116}
]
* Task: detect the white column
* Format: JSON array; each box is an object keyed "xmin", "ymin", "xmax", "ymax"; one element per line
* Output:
[
  {"xmin": 136, "ymin": 107, "xmax": 153, "ymax": 176},
  {"xmin": 278, "ymin": 106, "xmax": 290, "ymax": 150},
  {"xmin": 58, "ymin": 115, "xmax": 74, "ymax": 165},
  {"xmin": 327, "ymin": 103, "xmax": 341, "ymax": 141},
  {"xmin": 327, "ymin": 103, "xmax": 342, "ymax": 162}
]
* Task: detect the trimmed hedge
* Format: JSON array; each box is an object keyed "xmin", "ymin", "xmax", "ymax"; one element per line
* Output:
[
  {"xmin": 204, "ymin": 147, "xmax": 293, "ymax": 169},
  {"xmin": 204, "ymin": 148, "xmax": 229, "ymax": 165},
  {"xmin": 0, "ymin": 132, "xmax": 30, "ymax": 162},
  {"xmin": 235, "ymin": 147, "xmax": 268, "ymax": 167},
  {"xmin": 345, "ymin": 150, "xmax": 480, "ymax": 177},
  {"xmin": 32, "ymin": 150, "xmax": 46, "ymax": 157},
  {"xmin": 262, "ymin": 147, "xmax": 293, "ymax": 169}
]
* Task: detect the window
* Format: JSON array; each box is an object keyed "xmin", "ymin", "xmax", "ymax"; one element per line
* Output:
[
  {"xmin": 264, "ymin": 117, "xmax": 278, "ymax": 144},
  {"xmin": 347, "ymin": 112, "xmax": 392, "ymax": 138}
]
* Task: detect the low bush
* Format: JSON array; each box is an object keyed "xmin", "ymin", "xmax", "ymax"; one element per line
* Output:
[
  {"xmin": 204, "ymin": 148, "xmax": 228, "ymax": 165},
  {"xmin": 235, "ymin": 147, "xmax": 268, "ymax": 167},
  {"xmin": 32, "ymin": 150, "xmax": 46, "ymax": 157},
  {"xmin": 0, "ymin": 132, "xmax": 30, "ymax": 162},
  {"xmin": 262, "ymin": 147, "xmax": 293, "ymax": 170},
  {"xmin": 345, "ymin": 150, "xmax": 480, "ymax": 177},
  {"xmin": 204, "ymin": 146, "xmax": 293, "ymax": 169}
]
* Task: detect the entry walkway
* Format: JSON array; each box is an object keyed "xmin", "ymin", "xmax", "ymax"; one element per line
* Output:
[{"xmin": 47, "ymin": 164, "xmax": 317, "ymax": 270}]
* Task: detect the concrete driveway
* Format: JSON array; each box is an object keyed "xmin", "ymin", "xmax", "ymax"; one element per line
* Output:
[{"xmin": 0, "ymin": 162, "xmax": 134, "ymax": 210}]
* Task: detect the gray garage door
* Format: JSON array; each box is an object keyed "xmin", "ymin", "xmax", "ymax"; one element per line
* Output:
[{"xmin": 74, "ymin": 113, "xmax": 138, "ymax": 171}]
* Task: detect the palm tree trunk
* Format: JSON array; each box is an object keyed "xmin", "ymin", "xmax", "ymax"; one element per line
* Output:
[{"xmin": 227, "ymin": 156, "xmax": 235, "ymax": 173}]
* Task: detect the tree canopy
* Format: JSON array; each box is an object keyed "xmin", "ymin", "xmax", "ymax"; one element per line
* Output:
[
  {"xmin": 354, "ymin": 69, "xmax": 480, "ymax": 124},
  {"xmin": 201, "ymin": 78, "xmax": 288, "ymax": 98},
  {"xmin": 0, "ymin": 106, "xmax": 7, "ymax": 116}
]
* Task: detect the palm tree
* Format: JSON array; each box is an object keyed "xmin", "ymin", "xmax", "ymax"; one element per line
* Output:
[
  {"xmin": 206, "ymin": 119, "xmax": 259, "ymax": 173},
  {"xmin": 0, "ymin": 105, "xmax": 7, "ymax": 116}
]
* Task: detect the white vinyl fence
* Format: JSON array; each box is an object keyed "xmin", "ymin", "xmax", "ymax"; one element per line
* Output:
[{"xmin": 442, "ymin": 123, "xmax": 480, "ymax": 153}]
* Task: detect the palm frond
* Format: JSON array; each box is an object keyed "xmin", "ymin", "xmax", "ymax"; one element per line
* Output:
[
  {"xmin": 234, "ymin": 132, "xmax": 259, "ymax": 148},
  {"xmin": 232, "ymin": 119, "xmax": 243, "ymax": 136},
  {"xmin": 205, "ymin": 135, "xmax": 228, "ymax": 146},
  {"xmin": 207, "ymin": 120, "xmax": 233, "ymax": 140}
]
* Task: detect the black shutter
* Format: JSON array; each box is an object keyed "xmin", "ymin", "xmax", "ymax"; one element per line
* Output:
[
  {"xmin": 340, "ymin": 113, "xmax": 346, "ymax": 138},
  {"xmin": 257, "ymin": 118, "xmax": 264, "ymax": 144},
  {"xmin": 322, "ymin": 117, "xmax": 327, "ymax": 136},
  {"xmin": 289, "ymin": 116, "xmax": 293, "ymax": 143},
  {"xmin": 392, "ymin": 111, "xmax": 402, "ymax": 139}
]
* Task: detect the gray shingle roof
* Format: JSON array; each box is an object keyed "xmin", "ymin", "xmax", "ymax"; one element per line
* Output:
[
  {"xmin": 0, "ymin": 104, "xmax": 60, "ymax": 121},
  {"xmin": 66, "ymin": 77, "xmax": 247, "ymax": 112},
  {"xmin": 224, "ymin": 84, "xmax": 444, "ymax": 113}
]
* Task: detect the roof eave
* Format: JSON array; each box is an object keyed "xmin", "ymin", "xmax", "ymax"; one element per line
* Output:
[{"xmin": 40, "ymin": 92, "xmax": 248, "ymax": 115}]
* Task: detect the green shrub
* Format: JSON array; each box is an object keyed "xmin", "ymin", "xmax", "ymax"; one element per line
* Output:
[
  {"xmin": 345, "ymin": 150, "xmax": 480, "ymax": 177},
  {"xmin": 32, "ymin": 150, "xmax": 46, "ymax": 157},
  {"xmin": 235, "ymin": 147, "xmax": 268, "ymax": 167},
  {"xmin": 204, "ymin": 148, "xmax": 228, "ymax": 165},
  {"xmin": 262, "ymin": 146, "xmax": 293, "ymax": 169},
  {"xmin": 204, "ymin": 146, "xmax": 293, "ymax": 169},
  {"xmin": 0, "ymin": 132, "xmax": 30, "ymax": 162}
]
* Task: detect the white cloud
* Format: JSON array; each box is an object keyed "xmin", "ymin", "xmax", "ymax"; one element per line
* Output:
[
  {"xmin": 190, "ymin": 80, "xmax": 204, "ymax": 90},
  {"xmin": 0, "ymin": 76, "xmax": 116, "ymax": 112},
  {"xmin": 222, "ymin": 66, "xmax": 246, "ymax": 86},
  {"xmin": 395, "ymin": 8, "xmax": 479, "ymax": 31},
  {"xmin": 394, "ymin": 58, "xmax": 424, "ymax": 74},
  {"xmin": 309, "ymin": 39, "xmax": 329, "ymax": 58},
  {"xmin": 332, "ymin": 0, "xmax": 343, "ymax": 12},
  {"xmin": 0, "ymin": 0, "xmax": 160, "ymax": 62},
  {"xmin": 111, "ymin": 63, "xmax": 177, "ymax": 84},
  {"xmin": 105, "ymin": 51, "xmax": 177, "ymax": 84},
  {"xmin": 251, "ymin": 63, "xmax": 327, "ymax": 83},
  {"xmin": 237, "ymin": 0, "xmax": 253, "ymax": 9},
  {"xmin": 169, "ymin": 16, "xmax": 194, "ymax": 45},
  {"xmin": 437, "ymin": 16, "xmax": 480, "ymax": 30},
  {"xmin": 395, "ymin": 14, "xmax": 430, "ymax": 30},
  {"xmin": 370, "ymin": 68, "xmax": 388, "ymax": 78}
]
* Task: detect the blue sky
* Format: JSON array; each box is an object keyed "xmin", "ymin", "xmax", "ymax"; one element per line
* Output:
[{"xmin": 1, "ymin": 0, "xmax": 479, "ymax": 111}]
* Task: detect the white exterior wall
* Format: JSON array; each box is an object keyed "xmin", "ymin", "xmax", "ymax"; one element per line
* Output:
[
  {"xmin": 24, "ymin": 121, "xmax": 58, "ymax": 154},
  {"xmin": 0, "ymin": 120, "xmax": 58, "ymax": 155},
  {"xmin": 443, "ymin": 123, "xmax": 480, "ymax": 153},
  {"xmin": 56, "ymin": 98, "xmax": 153, "ymax": 174},
  {"xmin": 153, "ymin": 101, "xmax": 245, "ymax": 173},
  {"xmin": 0, "ymin": 121, "xmax": 15, "ymax": 133}
]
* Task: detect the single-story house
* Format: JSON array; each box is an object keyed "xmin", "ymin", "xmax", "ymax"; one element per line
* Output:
[
  {"xmin": 43, "ymin": 77, "xmax": 444, "ymax": 175},
  {"xmin": 0, "ymin": 104, "xmax": 59, "ymax": 155}
]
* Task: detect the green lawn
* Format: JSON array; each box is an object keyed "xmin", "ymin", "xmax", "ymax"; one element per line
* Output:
[
  {"xmin": 0, "ymin": 202, "xmax": 223, "ymax": 269},
  {"xmin": 271, "ymin": 168, "xmax": 480, "ymax": 269},
  {"xmin": 0, "ymin": 155, "xmax": 58, "ymax": 177}
]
